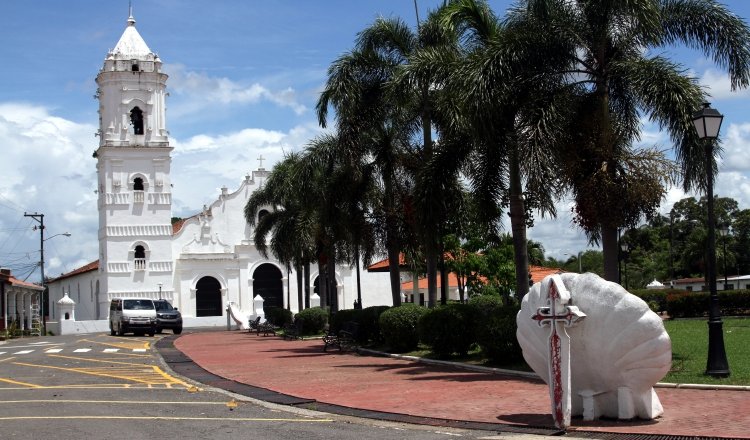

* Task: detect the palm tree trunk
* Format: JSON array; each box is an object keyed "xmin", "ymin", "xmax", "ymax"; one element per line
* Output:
[
  {"xmin": 439, "ymin": 248, "xmax": 448, "ymax": 305},
  {"xmin": 384, "ymin": 172, "xmax": 402, "ymax": 306},
  {"xmin": 422, "ymin": 87, "xmax": 439, "ymax": 309},
  {"xmin": 509, "ymin": 141, "xmax": 530, "ymax": 299},
  {"xmin": 296, "ymin": 262, "xmax": 303, "ymax": 312},
  {"xmin": 304, "ymin": 261, "xmax": 310, "ymax": 309},
  {"xmin": 327, "ymin": 255, "xmax": 338, "ymax": 312},
  {"xmin": 602, "ymin": 226, "xmax": 619, "ymax": 282},
  {"xmin": 355, "ymin": 247, "xmax": 362, "ymax": 308},
  {"xmin": 318, "ymin": 256, "xmax": 328, "ymax": 308}
]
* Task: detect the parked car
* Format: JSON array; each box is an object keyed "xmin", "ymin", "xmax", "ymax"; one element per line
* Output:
[
  {"xmin": 109, "ymin": 298, "xmax": 156, "ymax": 336},
  {"xmin": 154, "ymin": 299, "xmax": 183, "ymax": 334}
]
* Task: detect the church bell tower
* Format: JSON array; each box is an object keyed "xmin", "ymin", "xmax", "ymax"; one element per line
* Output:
[{"xmin": 95, "ymin": 11, "xmax": 174, "ymax": 301}]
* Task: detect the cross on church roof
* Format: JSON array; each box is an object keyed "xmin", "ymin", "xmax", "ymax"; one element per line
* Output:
[{"xmin": 257, "ymin": 154, "xmax": 265, "ymax": 170}]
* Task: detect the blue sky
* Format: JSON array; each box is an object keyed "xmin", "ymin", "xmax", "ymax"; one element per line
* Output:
[{"xmin": 2, "ymin": 0, "xmax": 750, "ymax": 282}]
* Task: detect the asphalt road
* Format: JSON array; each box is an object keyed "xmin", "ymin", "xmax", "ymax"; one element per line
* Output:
[{"xmin": 0, "ymin": 334, "xmax": 524, "ymax": 440}]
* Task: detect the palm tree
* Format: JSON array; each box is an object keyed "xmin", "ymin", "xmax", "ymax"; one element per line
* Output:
[
  {"xmin": 244, "ymin": 153, "xmax": 316, "ymax": 310},
  {"xmin": 402, "ymin": 0, "xmax": 564, "ymax": 298},
  {"xmin": 504, "ymin": 0, "xmax": 750, "ymax": 282}
]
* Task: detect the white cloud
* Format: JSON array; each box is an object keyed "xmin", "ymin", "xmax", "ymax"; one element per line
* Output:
[
  {"xmin": 169, "ymin": 122, "xmax": 324, "ymax": 216},
  {"xmin": 698, "ymin": 68, "xmax": 750, "ymax": 100},
  {"xmin": 166, "ymin": 64, "xmax": 307, "ymax": 116},
  {"xmin": 0, "ymin": 103, "xmax": 99, "ymax": 279}
]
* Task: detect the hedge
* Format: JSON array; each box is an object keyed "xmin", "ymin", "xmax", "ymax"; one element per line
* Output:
[
  {"xmin": 418, "ymin": 304, "xmax": 477, "ymax": 357},
  {"xmin": 468, "ymin": 295, "xmax": 522, "ymax": 363},
  {"xmin": 265, "ymin": 307, "xmax": 293, "ymax": 327},
  {"xmin": 664, "ymin": 290, "xmax": 750, "ymax": 318},
  {"xmin": 295, "ymin": 307, "xmax": 328, "ymax": 335},
  {"xmin": 379, "ymin": 304, "xmax": 427, "ymax": 353}
]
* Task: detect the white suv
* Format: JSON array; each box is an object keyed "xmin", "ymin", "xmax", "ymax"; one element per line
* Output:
[{"xmin": 109, "ymin": 298, "xmax": 157, "ymax": 336}]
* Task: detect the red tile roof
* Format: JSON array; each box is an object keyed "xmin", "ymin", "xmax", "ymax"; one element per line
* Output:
[
  {"xmin": 367, "ymin": 254, "xmax": 408, "ymax": 272},
  {"xmin": 7, "ymin": 276, "xmax": 44, "ymax": 291},
  {"xmin": 399, "ymin": 265, "xmax": 564, "ymax": 290},
  {"xmin": 49, "ymin": 260, "xmax": 99, "ymax": 282}
]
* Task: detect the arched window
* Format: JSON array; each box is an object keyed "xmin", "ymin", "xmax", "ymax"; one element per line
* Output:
[
  {"xmin": 134, "ymin": 245, "xmax": 146, "ymax": 271},
  {"xmin": 258, "ymin": 209, "xmax": 269, "ymax": 223},
  {"xmin": 133, "ymin": 177, "xmax": 144, "ymax": 191},
  {"xmin": 130, "ymin": 106, "xmax": 144, "ymax": 135}
]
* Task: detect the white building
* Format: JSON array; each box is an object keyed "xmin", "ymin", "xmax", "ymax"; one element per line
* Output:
[{"xmin": 46, "ymin": 13, "xmax": 392, "ymax": 333}]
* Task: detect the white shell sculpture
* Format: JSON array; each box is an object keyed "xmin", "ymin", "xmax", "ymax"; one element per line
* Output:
[{"xmin": 517, "ymin": 272, "xmax": 672, "ymax": 421}]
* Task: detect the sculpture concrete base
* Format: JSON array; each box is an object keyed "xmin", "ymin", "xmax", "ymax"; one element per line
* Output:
[{"xmin": 517, "ymin": 273, "xmax": 672, "ymax": 420}]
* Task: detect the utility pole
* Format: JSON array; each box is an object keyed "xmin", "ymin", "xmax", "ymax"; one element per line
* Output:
[{"xmin": 24, "ymin": 212, "xmax": 45, "ymax": 335}]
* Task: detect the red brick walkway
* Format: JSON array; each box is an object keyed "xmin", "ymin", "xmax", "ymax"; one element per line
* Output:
[{"xmin": 174, "ymin": 331, "xmax": 750, "ymax": 438}]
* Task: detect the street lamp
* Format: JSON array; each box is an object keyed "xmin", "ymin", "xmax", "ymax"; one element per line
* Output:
[
  {"xmin": 718, "ymin": 225, "xmax": 730, "ymax": 291},
  {"xmin": 620, "ymin": 243, "xmax": 629, "ymax": 290},
  {"xmin": 564, "ymin": 251, "xmax": 582, "ymax": 273},
  {"xmin": 158, "ymin": 282, "xmax": 163, "ymax": 300},
  {"xmin": 692, "ymin": 102, "xmax": 730, "ymax": 377}
]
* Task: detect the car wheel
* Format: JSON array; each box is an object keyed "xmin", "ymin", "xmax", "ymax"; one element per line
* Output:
[
  {"xmin": 148, "ymin": 329, "xmax": 155, "ymax": 337},
  {"xmin": 173, "ymin": 327, "xmax": 182, "ymax": 335}
]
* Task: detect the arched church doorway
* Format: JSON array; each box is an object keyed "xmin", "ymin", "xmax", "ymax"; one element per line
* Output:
[
  {"xmin": 195, "ymin": 276, "xmax": 222, "ymax": 317},
  {"xmin": 253, "ymin": 264, "xmax": 283, "ymax": 313}
]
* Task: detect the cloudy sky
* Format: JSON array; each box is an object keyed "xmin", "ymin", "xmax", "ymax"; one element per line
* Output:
[{"xmin": 2, "ymin": 0, "xmax": 750, "ymax": 282}]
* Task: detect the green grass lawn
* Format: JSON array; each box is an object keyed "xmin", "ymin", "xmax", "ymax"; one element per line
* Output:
[
  {"xmin": 663, "ymin": 317, "xmax": 750, "ymax": 386},
  {"xmin": 385, "ymin": 317, "xmax": 749, "ymax": 386}
]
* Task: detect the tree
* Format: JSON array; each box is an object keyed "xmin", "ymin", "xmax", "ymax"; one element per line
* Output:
[
  {"xmin": 244, "ymin": 153, "xmax": 316, "ymax": 310},
  {"xmin": 506, "ymin": 0, "xmax": 750, "ymax": 283}
]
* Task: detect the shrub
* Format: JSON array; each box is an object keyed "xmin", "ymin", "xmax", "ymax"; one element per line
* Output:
[
  {"xmin": 329, "ymin": 309, "xmax": 362, "ymax": 333},
  {"xmin": 265, "ymin": 307, "xmax": 293, "ymax": 327},
  {"xmin": 295, "ymin": 307, "xmax": 328, "ymax": 335},
  {"xmin": 666, "ymin": 291, "xmax": 708, "ymax": 318},
  {"xmin": 469, "ymin": 297, "xmax": 522, "ymax": 363},
  {"xmin": 418, "ymin": 304, "xmax": 477, "ymax": 357},
  {"xmin": 379, "ymin": 304, "xmax": 428, "ymax": 352},
  {"xmin": 359, "ymin": 305, "xmax": 390, "ymax": 343}
]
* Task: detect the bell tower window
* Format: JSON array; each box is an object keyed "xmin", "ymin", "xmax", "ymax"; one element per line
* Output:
[
  {"xmin": 134, "ymin": 245, "xmax": 146, "ymax": 271},
  {"xmin": 130, "ymin": 106, "xmax": 144, "ymax": 135},
  {"xmin": 133, "ymin": 177, "xmax": 145, "ymax": 203}
]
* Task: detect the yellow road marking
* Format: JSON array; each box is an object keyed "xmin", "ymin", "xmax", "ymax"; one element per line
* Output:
[
  {"xmin": 0, "ymin": 416, "xmax": 333, "ymax": 422},
  {"xmin": 0, "ymin": 356, "xmax": 16, "ymax": 363},
  {"xmin": 13, "ymin": 361, "xmax": 187, "ymax": 387},
  {"xmin": 48, "ymin": 354, "xmax": 151, "ymax": 366},
  {"xmin": 0, "ymin": 377, "xmax": 44, "ymax": 388}
]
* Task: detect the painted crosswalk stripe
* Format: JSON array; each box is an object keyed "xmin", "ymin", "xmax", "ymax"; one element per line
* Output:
[
  {"xmin": 0, "ymin": 352, "xmax": 5, "ymax": 355},
  {"xmin": 15, "ymin": 350, "xmax": 34, "ymax": 354},
  {"xmin": 133, "ymin": 349, "xmax": 147, "ymax": 353},
  {"xmin": 103, "ymin": 348, "xmax": 119, "ymax": 353},
  {"xmin": 73, "ymin": 348, "xmax": 92, "ymax": 353},
  {"xmin": 45, "ymin": 349, "xmax": 63, "ymax": 353}
]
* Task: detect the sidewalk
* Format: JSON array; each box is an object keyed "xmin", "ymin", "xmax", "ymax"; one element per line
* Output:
[{"xmin": 164, "ymin": 330, "xmax": 750, "ymax": 439}]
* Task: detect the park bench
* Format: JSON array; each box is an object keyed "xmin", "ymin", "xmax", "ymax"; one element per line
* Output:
[
  {"xmin": 323, "ymin": 321, "xmax": 359, "ymax": 352},
  {"xmin": 249, "ymin": 316, "xmax": 277, "ymax": 336},
  {"xmin": 283, "ymin": 317, "xmax": 304, "ymax": 340}
]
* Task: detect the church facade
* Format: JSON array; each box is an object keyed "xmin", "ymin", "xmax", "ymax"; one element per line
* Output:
[{"xmin": 46, "ymin": 13, "xmax": 392, "ymax": 331}]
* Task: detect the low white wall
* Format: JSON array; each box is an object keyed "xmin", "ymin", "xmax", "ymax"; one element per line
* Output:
[{"xmin": 51, "ymin": 316, "xmax": 231, "ymax": 335}]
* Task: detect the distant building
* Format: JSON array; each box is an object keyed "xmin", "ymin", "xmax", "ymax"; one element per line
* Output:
[
  {"xmin": 0, "ymin": 268, "xmax": 44, "ymax": 332},
  {"xmin": 670, "ymin": 275, "xmax": 750, "ymax": 292}
]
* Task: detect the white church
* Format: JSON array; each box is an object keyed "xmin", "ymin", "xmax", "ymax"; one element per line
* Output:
[{"xmin": 46, "ymin": 13, "xmax": 393, "ymax": 333}]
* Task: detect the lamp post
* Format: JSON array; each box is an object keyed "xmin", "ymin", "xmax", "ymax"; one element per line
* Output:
[
  {"xmin": 620, "ymin": 243, "xmax": 629, "ymax": 290},
  {"xmin": 24, "ymin": 211, "xmax": 71, "ymax": 336},
  {"xmin": 158, "ymin": 282, "xmax": 163, "ymax": 300},
  {"xmin": 718, "ymin": 225, "xmax": 730, "ymax": 290},
  {"xmin": 564, "ymin": 251, "xmax": 582, "ymax": 273},
  {"xmin": 692, "ymin": 102, "xmax": 730, "ymax": 377}
]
